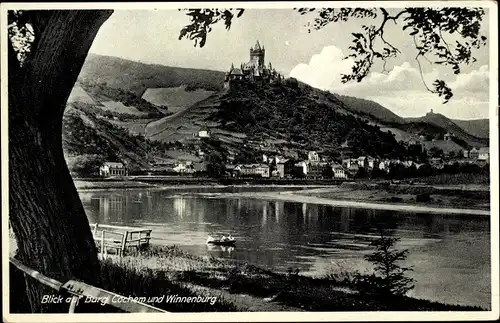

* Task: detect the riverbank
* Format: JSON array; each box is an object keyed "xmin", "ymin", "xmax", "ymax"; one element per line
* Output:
[
  {"xmin": 192, "ymin": 190, "xmax": 489, "ymax": 216},
  {"xmin": 293, "ymin": 182, "xmax": 490, "ymax": 211},
  {"xmin": 96, "ymin": 244, "xmax": 485, "ymax": 312}
]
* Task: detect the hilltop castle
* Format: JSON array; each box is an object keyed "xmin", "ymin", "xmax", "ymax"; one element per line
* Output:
[{"xmin": 224, "ymin": 41, "xmax": 282, "ymax": 88}]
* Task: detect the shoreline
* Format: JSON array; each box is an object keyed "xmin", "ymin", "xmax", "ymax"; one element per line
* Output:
[{"xmin": 194, "ymin": 191, "xmax": 490, "ymax": 216}]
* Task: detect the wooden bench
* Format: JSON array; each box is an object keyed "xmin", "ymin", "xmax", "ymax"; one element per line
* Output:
[{"xmin": 91, "ymin": 223, "xmax": 152, "ymax": 257}]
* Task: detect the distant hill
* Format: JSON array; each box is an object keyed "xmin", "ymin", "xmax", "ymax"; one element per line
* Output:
[
  {"xmin": 406, "ymin": 112, "xmax": 488, "ymax": 148},
  {"xmin": 335, "ymin": 94, "xmax": 405, "ymax": 124},
  {"xmin": 451, "ymin": 118, "xmax": 489, "ymax": 139},
  {"xmin": 78, "ymin": 53, "xmax": 225, "ymax": 96}
]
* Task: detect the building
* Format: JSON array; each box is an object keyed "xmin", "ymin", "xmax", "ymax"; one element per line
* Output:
[
  {"xmin": 478, "ymin": 147, "xmax": 489, "ymax": 161},
  {"xmin": 444, "ymin": 132, "xmax": 454, "ymax": 141},
  {"xmin": 173, "ymin": 162, "xmax": 195, "ymax": 174},
  {"xmin": 99, "ymin": 162, "xmax": 127, "ymax": 177},
  {"xmin": 463, "ymin": 150, "xmax": 469, "ymax": 158},
  {"xmin": 239, "ymin": 164, "xmax": 270, "ymax": 178},
  {"xmin": 276, "ymin": 159, "xmax": 295, "ymax": 178},
  {"xmin": 294, "ymin": 161, "xmax": 308, "ymax": 177},
  {"xmin": 332, "ymin": 164, "xmax": 348, "ymax": 179},
  {"xmin": 198, "ymin": 130, "xmax": 210, "ymax": 138},
  {"xmin": 307, "ymin": 162, "xmax": 327, "ymax": 179},
  {"xmin": 224, "ymin": 41, "xmax": 282, "ymax": 88},
  {"xmin": 308, "ymin": 151, "xmax": 320, "ymax": 162},
  {"xmin": 469, "ymin": 147, "xmax": 479, "ymax": 159},
  {"xmin": 357, "ymin": 156, "xmax": 369, "ymax": 169}
]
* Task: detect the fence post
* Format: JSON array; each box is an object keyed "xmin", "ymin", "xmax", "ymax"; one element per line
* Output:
[
  {"xmin": 93, "ymin": 223, "xmax": 99, "ymax": 236},
  {"xmin": 101, "ymin": 231, "xmax": 105, "ymax": 259},
  {"xmin": 68, "ymin": 296, "xmax": 79, "ymax": 313},
  {"xmin": 120, "ymin": 232, "xmax": 128, "ymax": 257}
]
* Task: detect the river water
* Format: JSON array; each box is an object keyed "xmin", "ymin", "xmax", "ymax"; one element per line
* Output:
[{"xmin": 79, "ymin": 186, "xmax": 491, "ymax": 309}]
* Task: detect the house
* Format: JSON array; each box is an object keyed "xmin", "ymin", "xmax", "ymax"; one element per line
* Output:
[
  {"xmin": 469, "ymin": 147, "xmax": 479, "ymax": 159},
  {"xmin": 357, "ymin": 156, "xmax": 369, "ymax": 169},
  {"xmin": 173, "ymin": 162, "xmax": 195, "ymax": 174},
  {"xmin": 332, "ymin": 164, "xmax": 348, "ymax": 179},
  {"xmin": 276, "ymin": 159, "xmax": 295, "ymax": 178},
  {"xmin": 367, "ymin": 156, "xmax": 377, "ymax": 169},
  {"xmin": 478, "ymin": 147, "xmax": 489, "ymax": 161},
  {"xmin": 429, "ymin": 157, "xmax": 444, "ymax": 169},
  {"xmin": 308, "ymin": 151, "xmax": 320, "ymax": 162},
  {"xmin": 99, "ymin": 162, "xmax": 127, "ymax": 177},
  {"xmin": 294, "ymin": 161, "xmax": 308, "ymax": 177},
  {"xmin": 463, "ymin": 150, "xmax": 469, "ymax": 158},
  {"xmin": 239, "ymin": 164, "xmax": 270, "ymax": 178},
  {"xmin": 198, "ymin": 130, "xmax": 210, "ymax": 138},
  {"xmin": 307, "ymin": 162, "xmax": 327, "ymax": 179}
]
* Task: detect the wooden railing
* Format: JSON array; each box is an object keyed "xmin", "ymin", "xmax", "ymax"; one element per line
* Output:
[
  {"xmin": 91, "ymin": 223, "xmax": 152, "ymax": 257},
  {"xmin": 9, "ymin": 257, "xmax": 166, "ymax": 313}
]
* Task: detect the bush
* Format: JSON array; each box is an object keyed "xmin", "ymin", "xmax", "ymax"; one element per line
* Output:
[{"xmin": 353, "ymin": 232, "xmax": 415, "ymax": 297}]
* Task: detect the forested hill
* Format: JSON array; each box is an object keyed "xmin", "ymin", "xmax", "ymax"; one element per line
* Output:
[
  {"xmin": 148, "ymin": 79, "xmax": 407, "ymax": 159},
  {"xmin": 78, "ymin": 53, "xmax": 226, "ymax": 96},
  {"xmin": 335, "ymin": 94, "xmax": 405, "ymax": 124}
]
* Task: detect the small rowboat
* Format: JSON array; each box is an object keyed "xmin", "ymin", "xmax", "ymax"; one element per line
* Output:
[{"xmin": 206, "ymin": 235, "xmax": 236, "ymax": 246}]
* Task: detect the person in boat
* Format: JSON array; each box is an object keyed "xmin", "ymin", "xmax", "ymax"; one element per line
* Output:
[{"xmin": 220, "ymin": 235, "xmax": 228, "ymax": 242}]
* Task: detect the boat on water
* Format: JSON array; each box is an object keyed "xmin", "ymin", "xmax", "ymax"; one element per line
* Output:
[{"xmin": 206, "ymin": 234, "xmax": 236, "ymax": 246}]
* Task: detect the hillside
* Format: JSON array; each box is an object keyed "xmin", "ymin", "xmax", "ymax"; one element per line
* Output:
[
  {"xmin": 63, "ymin": 103, "xmax": 152, "ymax": 175},
  {"xmin": 146, "ymin": 79, "xmax": 406, "ymax": 160},
  {"xmin": 78, "ymin": 53, "xmax": 225, "ymax": 96},
  {"xmin": 406, "ymin": 112, "xmax": 488, "ymax": 148},
  {"xmin": 451, "ymin": 118, "xmax": 490, "ymax": 139},
  {"xmin": 335, "ymin": 94, "xmax": 405, "ymax": 124}
]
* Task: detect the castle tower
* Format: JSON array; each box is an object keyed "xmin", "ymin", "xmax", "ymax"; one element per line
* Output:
[{"xmin": 249, "ymin": 40, "xmax": 265, "ymax": 67}]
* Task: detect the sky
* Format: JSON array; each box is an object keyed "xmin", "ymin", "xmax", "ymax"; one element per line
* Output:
[{"xmin": 89, "ymin": 7, "xmax": 493, "ymax": 120}]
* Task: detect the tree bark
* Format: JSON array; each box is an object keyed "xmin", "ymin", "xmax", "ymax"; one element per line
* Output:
[{"xmin": 8, "ymin": 10, "xmax": 113, "ymax": 313}]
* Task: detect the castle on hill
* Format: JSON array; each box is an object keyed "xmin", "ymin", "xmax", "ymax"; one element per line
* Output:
[{"xmin": 224, "ymin": 40, "xmax": 282, "ymax": 88}]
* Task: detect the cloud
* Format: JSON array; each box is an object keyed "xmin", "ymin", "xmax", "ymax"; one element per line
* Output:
[
  {"xmin": 289, "ymin": 45, "xmax": 491, "ymax": 119},
  {"xmin": 289, "ymin": 45, "xmax": 354, "ymax": 91},
  {"xmin": 449, "ymin": 65, "xmax": 489, "ymax": 94}
]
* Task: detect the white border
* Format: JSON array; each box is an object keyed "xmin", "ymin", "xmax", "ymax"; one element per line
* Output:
[{"xmin": 1, "ymin": 1, "xmax": 498, "ymax": 322}]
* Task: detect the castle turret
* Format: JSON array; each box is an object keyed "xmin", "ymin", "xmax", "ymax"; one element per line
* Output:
[{"xmin": 249, "ymin": 40, "xmax": 265, "ymax": 67}]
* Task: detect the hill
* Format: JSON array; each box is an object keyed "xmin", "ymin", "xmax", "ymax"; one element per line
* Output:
[
  {"xmin": 78, "ymin": 53, "xmax": 225, "ymax": 96},
  {"xmin": 62, "ymin": 103, "xmax": 152, "ymax": 175},
  {"xmin": 406, "ymin": 112, "xmax": 488, "ymax": 148},
  {"xmin": 335, "ymin": 94, "xmax": 405, "ymax": 124},
  {"xmin": 145, "ymin": 79, "xmax": 406, "ymax": 160},
  {"xmin": 451, "ymin": 118, "xmax": 489, "ymax": 139}
]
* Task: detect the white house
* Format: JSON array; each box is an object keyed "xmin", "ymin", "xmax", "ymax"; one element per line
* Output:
[
  {"xmin": 478, "ymin": 147, "xmax": 489, "ymax": 161},
  {"xmin": 198, "ymin": 130, "xmax": 210, "ymax": 138},
  {"xmin": 308, "ymin": 151, "xmax": 320, "ymax": 162},
  {"xmin": 331, "ymin": 164, "xmax": 348, "ymax": 179},
  {"xmin": 99, "ymin": 162, "xmax": 127, "ymax": 177},
  {"xmin": 174, "ymin": 162, "xmax": 195, "ymax": 174}
]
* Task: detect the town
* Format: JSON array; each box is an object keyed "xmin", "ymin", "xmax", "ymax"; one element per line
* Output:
[{"xmin": 98, "ymin": 130, "xmax": 489, "ymax": 181}]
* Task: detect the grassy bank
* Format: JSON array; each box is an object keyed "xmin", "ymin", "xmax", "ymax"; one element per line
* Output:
[{"xmin": 95, "ymin": 245, "xmax": 485, "ymax": 312}]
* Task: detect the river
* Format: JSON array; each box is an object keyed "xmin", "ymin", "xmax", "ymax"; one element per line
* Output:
[{"xmin": 79, "ymin": 186, "xmax": 491, "ymax": 309}]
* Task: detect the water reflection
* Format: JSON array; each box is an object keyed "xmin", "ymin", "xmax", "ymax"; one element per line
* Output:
[{"xmin": 80, "ymin": 188, "xmax": 489, "ymax": 271}]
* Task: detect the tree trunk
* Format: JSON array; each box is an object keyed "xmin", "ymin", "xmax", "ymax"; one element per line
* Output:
[{"xmin": 8, "ymin": 10, "xmax": 113, "ymax": 313}]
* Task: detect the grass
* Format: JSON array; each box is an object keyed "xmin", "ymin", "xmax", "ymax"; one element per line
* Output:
[
  {"xmin": 172, "ymin": 262, "xmax": 485, "ymax": 311},
  {"xmin": 10, "ymin": 244, "xmax": 487, "ymax": 313}
]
